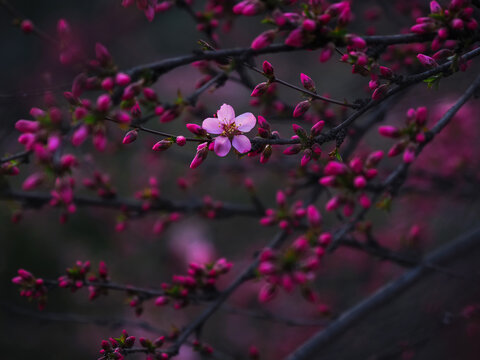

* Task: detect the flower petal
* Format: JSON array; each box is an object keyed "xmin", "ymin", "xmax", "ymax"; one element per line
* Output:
[
  {"xmin": 217, "ymin": 104, "xmax": 235, "ymax": 124},
  {"xmin": 234, "ymin": 112, "xmax": 256, "ymax": 132},
  {"xmin": 232, "ymin": 135, "xmax": 251, "ymax": 154},
  {"xmin": 202, "ymin": 117, "xmax": 223, "ymax": 134},
  {"xmin": 214, "ymin": 136, "xmax": 232, "ymax": 157}
]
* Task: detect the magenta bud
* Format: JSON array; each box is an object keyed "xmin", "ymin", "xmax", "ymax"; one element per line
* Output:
[
  {"xmin": 372, "ymin": 84, "xmax": 388, "ymax": 100},
  {"xmin": 262, "ymin": 61, "xmax": 274, "ymax": 77},
  {"xmin": 366, "ymin": 150, "xmax": 384, "ymax": 167},
  {"xmin": 310, "ymin": 120, "xmax": 325, "ymax": 137},
  {"xmin": 292, "ymin": 123, "xmax": 307, "ymax": 138},
  {"xmin": 21, "ymin": 19, "xmax": 34, "ymax": 33},
  {"xmin": 96, "ymin": 94, "xmax": 111, "ymax": 112},
  {"xmin": 378, "ymin": 125, "xmax": 400, "ymax": 138},
  {"xmin": 346, "ymin": 35, "xmax": 366, "ymax": 49},
  {"xmin": 115, "ymin": 72, "xmax": 131, "ymax": 86},
  {"xmin": 15, "ymin": 120, "xmax": 39, "ymax": 133},
  {"xmin": 417, "ymin": 54, "xmax": 438, "ymax": 67},
  {"xmin": 22, "ymin": 172, "xmax": 44, "ymax": 191},
  {"xmin": 123, "ymin": 130, "xmax": 138, "ymax": 144},
  {"xmin": 152, "ymin": 139, "xmax": 173, "ymax": 151},
  {"xmin": 283, "ymin": 144, "xmax": 302, "ymax": 155},
  {"xmin": 379, "ymin": 66, "xmax": 393, "ymax": 79},
  {"xmin": 186, "ymin": 123, "xmax": 207, "ymax": 137},
  {"xmin": 72, "ymin": 125, "xmax": 89, "ymax": 146},
  {"xmin": 430, "ymin": 1, "xmax": 442, "ymax": 13},
  {"xmin": 143, "ymin": 87, "xmax": 157, "ymax": 101},
  {"xmin": 324, "ymin": 161, "xmax": 348, "ymax": 176},
  {"xmin": 95, "ymin": 43, "xmax": 112, "ymax": 65},
  {"xmin": 353, "ymin": 175, "xmax": 367, "ymax": 188},
  {"xmin": 307, "ymin": 205, "xmax": 322, "ymax": 227},
  {"xmin": 276, "ymin": 190, "xmax": 286, "ymax": 207},
  {"xmin": 319, "ymin": 176, "xmax": 336, "ymax": 187},
  {"xmin": 285, "ymin": 28, "xmax": 303, "ymax": 48},
  {"xmin": 176, "ymin": 136, "xmax": 186, "ymax": 146},
  {"xmin": 260, "ymin": 145, "xmax": 272, "ymax": 164},
  {"xmin": 403, "ymin": 147, "xmax": 415, "ymax": 163},
  {"xmin": 251, "ymin": 82, "xmax": 269, "ymax": 97},
  {"xmin": 293, "ymin": 100, "xmax": 311, "ymax": 117},
  {"xmin": 358, "ymin": 193, "xmax": 371, "ymax": 209},
  {"xmin": 251, "ymin": 30, "xmax": 275, "ymax": 50},
  {"xmin": 258, "ymin": 284, "xmax": 277, "ymax": 303},
  {"xmin": 300, "ymin": 73, "xmax": 316, "ymax": 92},
  {"xmin": 301, "ymin": 149, "xmax": 312, "ymax": 167},
  {"xmin": 302, "ymin": 19, "xmax": 316, "ymax": 31}
]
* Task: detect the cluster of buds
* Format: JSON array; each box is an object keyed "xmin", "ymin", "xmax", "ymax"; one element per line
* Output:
[
  {"xmin": 319, "ymin": 151, "xmax": 384, "ymax": 215},
  {"xmin": 247, "ymin": 115, "xmax": 278, "ymax": 164},
  {"xmin": 201, "ymin": 195, "xmax": 224, "ymax": 219},
  {"xmin": 367, "ymin": 65, "xmax": 395, "ymax": 101},
  {"xmin": 154, "ymin": 258, "xmax": 232, "ymax": 309},
  {"xmin": 121, "ymin": 0, "xmax": 173, "ymax": 22},
  {"xmin": 134, "ymin": 177, "xmax": 160, "ymax": 211},
  {"xmin": 57, "ymin": 261, "xmax": 109, "ymax": 300},
  {"xmin": 378, "ymin": 106, "xmax": 429, "ymax": 164},
  {"xmin": 411, "ymin": 1, "xmax": 478, "ymax": 52},
  {"xmin": 259, "ymin": 190, "xmax": 307, "ymax": 231},
  {"xmin": 50, "ymin": 176, "xmax": 76, "ymax": 222},
  {"xmin": 0, "ymin": 159, "xmax": 20, "ymax": 176},
  {"xmin": 16, "ymin": 106, "xmax": 64, "ymax": 163},
  {"xmin": 192, "ymin": 340, "xmax": 214, "ymax": 355},
  {"xmin": 257, "ymin": 216, "xmax": 331, "ymax": 303},
  {"xmin": 83, "ymin": 171, "xmax": 117, "ymax": 198},
  {"xmin": 282, "ymin": 121, "xmax": 325, "ymax": 167},
  {"xmin": 250, "ymin": 1, "xmax": 354, "ymax": 53},
  {"xmin": 12, "ymin": 269, "xmax": 48, "ymax": 310},
  {"xmin": 152, "ymin": 212, "xmax": 182, "ymax": 235},
  {"xmin": 99, "ymin": 330, "xmax": 137, "ymax": 360}
]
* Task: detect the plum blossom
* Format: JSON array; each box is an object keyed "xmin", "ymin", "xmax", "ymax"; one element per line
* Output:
[{"xmin": 202, "ymin": 104, "xmax": 256, "ymax": 157}]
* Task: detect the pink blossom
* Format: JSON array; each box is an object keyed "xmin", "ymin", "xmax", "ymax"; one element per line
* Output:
[{"xmin": 202, "ymin": 104, "xmax": 256, "ymax": 157}]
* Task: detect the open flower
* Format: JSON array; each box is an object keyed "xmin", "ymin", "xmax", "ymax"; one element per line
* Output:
[{"xmin": 202, "ymin": 104, "xmax": 256, "ymax": 157}]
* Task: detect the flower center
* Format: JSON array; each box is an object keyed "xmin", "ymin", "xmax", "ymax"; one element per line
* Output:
[{"xmin": 221, "ymin": 122, "xmax": 240, "ymax": 138}]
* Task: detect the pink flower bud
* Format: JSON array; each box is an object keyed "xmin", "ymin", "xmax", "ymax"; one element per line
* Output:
[
  {"xmin": 152, "ymin": 139, "xmax": 173, "ymax": 151},
  {"xmin": 101, "ymin": 77, "xmax": 114, "ymax": 91},
  {"xmin": 300, "ymin": 73, "xmax": 316, "ymax": 92},
  {"xmin": 430, "ymin": 1, "xmax": 442, "ymax": 13},
  {"xmin": 415, "ymin": 106, "xmax": 428, "ymax": 125},
  {"xmin": 310, "ymin": 120, "xmax": 325, "ymax": 137},
  {"xmin": 258, "ymin": 284, "xmax": 276, "ymax": 303},
  {"xmin": 72, "ymin": 125, "xmax": 88, "ymax": 146},
  {"xmin": 143, "ymin": 87, "xmax": 157, "ymax": 101},
  {"xmin": 293, "ymin": 100, "xmax": 311, "ymax": 117},
  {"xmin": 358, "ymin": 193, "xmax": 371, "ymax": 209},
  {"xmin": 258, "ymin": 262, "xmax": 276, "ymax": 275},
  {"xmin": 403, "ymin": 147, "xmax": 415, "ymax": 163},
  {"xmin": 346, "ymin": 35, "xmax": 366, "ymax": 49},
  {"xmin": 176, "ymin": 136, "xmax": 186, "ymax": 146},
  {"xmin": 324, "ymin": 161, "xmax": 348, "ymax": 176},
  {"xmin": 93, "ymin": 131, "xmax": 107, "ymax": 152},
  {"xmin": 21, "ymin": 19, "xmax": 34, "ymax": 33},
  {"xmin": 302, "ymin": 19, "xmax": 316, "ymax": 32},
  {"xmin": 95, "ymin": 43, "xmax": 112, "ymax": 65},
  {"xmin": 123, "ymin": 130, "xmax": 138, "ymax": 144},
  {"xmin": 57, "ymin": 19, "xmax": 71, "ymax": 37},
  {"xmin": 379, "ymin": 66, "xmax": 393, "ymax": 78},
  {"xmin": 251, "ymin": 30, "xmax": 275, "ymax": 50},
  {"xmin": 300, "ymin": 149, "xmax": 312, "ymax": 167},
  {"xmin": 349, "ymin": 157, "xmax": 363, "ymax": 173},
  {"xmin": 307, "ymin": 205, "xmax": 322, "ymax": 227},
  {"xmin": 319, "ymin": 46, "xmax": 333, "ymax": 63},
  {"xmin": 417, "ymin": 54, "xmax": 438, "ymax": 67},
  {"xmin": 190, "ymin": 142, "xmax": 209, "ymax": 169},
  {"xmin": 96, "ymin": 94, "xmax": 111, "ymax": 112},
  {"xmin": 372, "ymin": 84, "xmax": 388, "ymax": 100},
  {"xmin": 366, "ymin": 150, "xmax": 384, "ymax": 167},
  {"xmin": 60, "ymin": 154, "xmax": 77, "ymax": 168},
  {"xmin": 276, "ymin": 190, "xmax": 286, "ymax": 207},
  {"xmin": 283, "ymin": 144, "xmax": 302, "ymax": 155},
  {"xmin": 115, "ymin": 72, "xmax": 131, "ymax": 86},
  {"xmin": 22, "ymin": 172, "xmax": 44, "ymax": 191},
  {"xmin": 378, "ymin": 125, "xmax": 400, "ymax": 138},
  {"xmin": 285, "ymin": 28, "xmax": 303, "ymax": 47},
  {"xmin": 262, "ymin": 61, "xmax": 274, "ymax": 77},
  {"xmin": 318, "ymin": 232, "xmax": 332, "ymax": 246},
  {"xmin": 251, "ymin": 82, "xmax": 269, "ymax": 97},
  {"xmin": 353, "ymin": 175, "xmax": 367, "ymax": 188},
  {"xmin": 15, "ymin": 120, "xmax": 39, "ymax": 133},
  {"xmin": 319, "ymin": 176, "xmax": 336, "ymax": 187},
  {"xmin": 186, "ymin": 123, "xmax": 207, "ymax": 136},
  {"xmin": 326, "ymin": 196, "xmax": 341, "ymax": 211},
  {"xmin": 451, "ymin": 18, "xmax": 464, "ymax": 30}
]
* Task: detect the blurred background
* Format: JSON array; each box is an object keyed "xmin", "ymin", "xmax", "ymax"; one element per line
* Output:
[{"xmin": 1, "ymin": 1, "xmax": 480, "ymax": 359}]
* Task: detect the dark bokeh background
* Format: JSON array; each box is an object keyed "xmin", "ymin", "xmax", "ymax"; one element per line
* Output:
[{"xmin": 2, "ymin": 1, "xmax": 480, "ymax": 359}]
